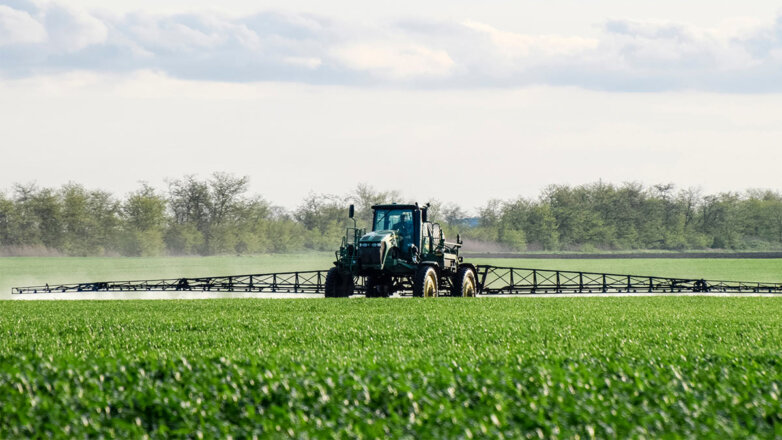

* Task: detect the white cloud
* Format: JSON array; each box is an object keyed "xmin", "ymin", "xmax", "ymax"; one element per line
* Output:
[
  {"xmin": 1, "ymin": 1, "xmax": 782, "ymax": 92},
  {"xmin": 601, "ymin": 19, "xmax": 755, "ymax": 70},
  {"xmin": 0, "ymin": 5, "xmax": 46, "ymax": 45},
  {"xmin": 43, "ymin": 4, "xmax": 107, "ymax": 52},
  {"xmin": 462, "ymin": 21, "xmax": 598, "ymax": 58},
  {"xmin": 283, "ymin": 56, "xmax": 321, "ymax": 69},
  {"xmin": 332, "ymin": 42, "xmax": 454, "ymax": 79}
]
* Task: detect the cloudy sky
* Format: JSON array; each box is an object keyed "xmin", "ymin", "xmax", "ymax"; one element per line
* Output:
[{"xmin": 2, "ymin": 0, "xmax": 782, "ymax": 210}]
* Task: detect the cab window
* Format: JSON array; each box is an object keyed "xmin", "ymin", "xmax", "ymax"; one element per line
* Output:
[
  {"xmin": 373, "ymin": 209, "xmax": 413, "ymax": 233},
  {"xmin": 373, "ymin": 208, "xmax": 418, "ymax": 253}
]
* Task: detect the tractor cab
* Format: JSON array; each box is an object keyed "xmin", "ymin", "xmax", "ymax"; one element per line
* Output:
[
  {"xmin": 371, "ymin": 205, "xmax": 419, "ymax": 255},
  {"xmin": 355, "ymin": 204, "xmax": 425, "ymax": 269}
]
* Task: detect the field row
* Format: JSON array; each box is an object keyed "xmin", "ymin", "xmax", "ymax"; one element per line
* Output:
[{"xmin": 1, "ymin": 298, "xmax": 781, "ymax": 437}]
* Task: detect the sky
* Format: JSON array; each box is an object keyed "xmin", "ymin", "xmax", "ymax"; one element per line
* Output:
[{"xmin": 1, "ymin": 0, "xmax": 782, "ymax": 212}]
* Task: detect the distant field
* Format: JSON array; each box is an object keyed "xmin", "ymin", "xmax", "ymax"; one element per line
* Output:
[
  {"xmin": 471, "ymin": 258, "xmax": 782, "ymax": 283},
  {"xmin": 2, "ymin": 255, "xmax": 782, "ymax": 298},
  {"xmin": 0, "ymin": 254, "xmax": 334, "ymax": 299},
  {"xmin": 1, "ymin": 297, "xmax": 781, "ymax": 437}
]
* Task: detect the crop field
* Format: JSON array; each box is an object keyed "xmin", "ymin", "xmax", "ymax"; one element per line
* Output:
[
  {"xmin": 1, "ymin": 297, "xmax": 781, "ymax": 437},
  {"xmin": 2, "ymin": 256, "xmax": 781, "ymax": 437}
]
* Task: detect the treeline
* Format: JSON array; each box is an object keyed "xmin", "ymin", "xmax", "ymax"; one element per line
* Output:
[
  {"xmin": 469, "ymin": 183, "xmax": 782, "ymax": 251},
  {"xmin": 0, "ymin": 176, "xmax": 781, "ymax": 256},
  {"xmin": 0, "ymin": 174, "xmax": 400, "ymax": 256}
]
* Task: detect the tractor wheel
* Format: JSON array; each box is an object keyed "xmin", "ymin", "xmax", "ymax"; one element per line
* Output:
[
  {"xmin": 451, "ymin": 266, "xmax": 477, "ymax": 297},
  {"xmin": 413, "ymin": 265, "xmax": 439, "ymax": 297},
  {"xmin": 325, "ymin": 267, "xmax": 354, "ymax": 298},
  {"xmin": 365, "ymin": 275, "xmax": 391, "ymax": 298}
]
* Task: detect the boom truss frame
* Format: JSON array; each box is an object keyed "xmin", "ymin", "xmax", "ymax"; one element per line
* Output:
[
  {"xmin": 11, "ymin": 270, "xmax": 345, "ymax": 295},
  {"xmin": 475, "ymin": 265, "xmax": 782, "ymax": 294},
  {"xmin": 11, "ymin": 265, "xmax": 782, "ymax": 295}
]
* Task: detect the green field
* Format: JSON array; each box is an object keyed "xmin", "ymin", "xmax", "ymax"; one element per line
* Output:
[
  {"xmin": 0, "ymin": 254, "xmax": 337, "ymax": 299},
  {"xmin": 1, "ymin": 298, "xmax": 781, "ymax": 437},
  {"xmin": 2, "ymin": 255, "xmax": 782, "ymax": 298}
]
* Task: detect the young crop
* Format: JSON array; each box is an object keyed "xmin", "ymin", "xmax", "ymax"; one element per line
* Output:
[{"xmin": 1, "ymin": 298, "xmax": 781, "ymax": 438}]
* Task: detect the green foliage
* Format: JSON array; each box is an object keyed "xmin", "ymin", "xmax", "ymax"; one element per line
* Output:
[
  {"xmin": 1, "ymin": 178, "xmax": 782, "ymax": 256},
  {"xmin": 164, "ymin": 223, "xmax": 205, "ymax": 255},
  {"xmin": 121, "ymin": 185, "xmax": 167, "ymax": 256},
  {"xmin": 121, "ymin": 229, "xmax": 165, "ymax": 257},
  {"xmin": 458, "ymin": 183, "xmax": 782, "ymax": 252},
  {"xmin": 12, "ymin": 184, "xmax": 64, "ymax": 249},
  {"xmin": 265, "ymin": 218, "xmax": 306, "ymax": 253},
  {"xmin": 498, "ymin": 227, "xmax": 526, "ymax": 251},
  {"xmin": 0, "ymin": 194, "xmax": 15, "ymax": 247},
  {"xmin": 167, "ymin": 173, "xmax": 251, "ymax": 255},
  {"xmin": 60, "ymin": 184, "xmax": 121, "ymax": 256},
  {"xmin": 499, "ymin": 199, "xmax": 558, "ymax": 251},
  {"xmin": 295, "ymin": 193, "xmax": 349, "ymax": 251},
  {"xmin": 0, "ymin": 298, "xmax": 781, "ymax": 437}
]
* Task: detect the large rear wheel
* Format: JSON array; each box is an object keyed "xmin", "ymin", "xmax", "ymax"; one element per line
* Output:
[
  {"xmin": 451, "ymin": 266, "xmax": 477, "ymax": 297},
  {"xmin": 325, "ymin": 267, "xmax": 354, "ymax": 298},
  {"xmin": 413, "ymin": 265, "xmax": 438, "ymax": 297}
]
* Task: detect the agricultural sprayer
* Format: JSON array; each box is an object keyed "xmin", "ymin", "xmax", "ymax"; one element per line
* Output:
[{"xmin": 12, "ymin": 203, "xmax": 782, "ymax": 296}]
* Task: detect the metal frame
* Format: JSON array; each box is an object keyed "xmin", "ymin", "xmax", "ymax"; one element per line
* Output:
[
  {"xmin": 12, "ymin": 271, "xmax": 367, "ymax": 295},
  {"xmin": 11, "ymin": 265, "xmax": 782, "ymax": 295},
  {"xmin": 475, "ymin": 265, "xmax": 782, "ymax": 294}
]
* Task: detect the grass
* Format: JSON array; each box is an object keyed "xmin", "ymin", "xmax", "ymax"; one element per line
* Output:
[{"xmin": 1, "ymin": 297, "xmax": 781, "ymax": 437}]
